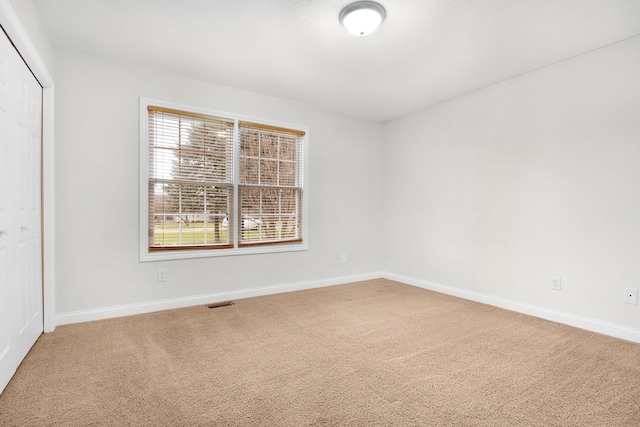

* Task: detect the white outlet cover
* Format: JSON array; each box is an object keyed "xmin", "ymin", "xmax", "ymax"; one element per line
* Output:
[
  {"xmin": 550, "ymin": 276, "xmax": 561, "ymax": 291},
  {"xmin": 623, "ymin": 288, "xmax": 638, "ymax": 305}
]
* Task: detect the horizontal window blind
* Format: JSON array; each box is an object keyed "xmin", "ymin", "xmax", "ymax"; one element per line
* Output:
[
  {"xmin": 148, "ymin": 106, "xmax": 234, "ymax": 250},
  {"xmin": 238, "ymin": 122, "xmax": 304, "ymax": 246}
]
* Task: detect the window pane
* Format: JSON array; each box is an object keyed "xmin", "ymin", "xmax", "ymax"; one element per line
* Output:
[
  {"xmin": 240, "ymin": 128, "xmax": 260, "ymax": 158},
  {"xmin": 279, "ymin": 161, "xmax": 296, "ymax": 186},
  {"xmin": 150, "ymin": 183, "xmax": 232, "ymax": 247},
  {"xmin": 279, "ymin": 136, "xmax": 297, "ymax": 162},
  {"xmin": 240, "ymin": 157, "xmax": 259, "ymax": 185},
  {"xmin": 260, "ymin": 133, "xmax": 278, "ymax": 157},
  {"xmin": 239, "ymin": 186, "xmax": 301, "ymax": 244},
  {"xmin": 260, "ymin": 159, "xmax": 278, "ymax": 185}
]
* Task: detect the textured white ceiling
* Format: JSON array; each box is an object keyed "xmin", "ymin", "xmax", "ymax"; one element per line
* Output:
[{"xmin": 32, "ymin": 0, "xmax": 640, "ymax": 121}]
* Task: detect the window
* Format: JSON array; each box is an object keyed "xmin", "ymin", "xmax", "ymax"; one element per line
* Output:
[
  {"xmin": 238, "ymin": 122, "xmax": 304, "ymax": 246},
  {"xmin": 140, "ymin": 98, "xmax": 308, "ymax": 261}
]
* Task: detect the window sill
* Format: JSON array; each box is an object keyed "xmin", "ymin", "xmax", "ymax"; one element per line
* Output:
[{"xmin": 140, "ymin": 241, "xmax": 308, "ymax": 262}]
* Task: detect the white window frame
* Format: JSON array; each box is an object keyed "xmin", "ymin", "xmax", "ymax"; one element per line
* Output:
[{"xmin": 139, "ymin": 97, "xmax": 309, "ymax": 262}]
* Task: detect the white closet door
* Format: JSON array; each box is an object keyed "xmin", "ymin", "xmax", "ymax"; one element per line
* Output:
[{"xmin": 0, "ymin": 26, "xmax": 43, "ymax": 395}]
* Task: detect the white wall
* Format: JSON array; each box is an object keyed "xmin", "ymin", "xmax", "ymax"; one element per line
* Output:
[
  {"xmin": 54, "ymin": 50, "xmax": 383, "ymax": 316},
  {"xmin": 383, "ymin": 35, "xmax": 640, "ymax": 331}
]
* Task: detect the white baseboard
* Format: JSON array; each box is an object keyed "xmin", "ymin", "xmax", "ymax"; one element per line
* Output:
[
  {"xmin": 383, "ymin": 272, "xmax": 640, "ymax": 344},
  {"xmin": 55, "ymin": 271, "xmax": 640, "ymax": 344},
  {"xmin": 55, "ymin": 272, "xmax": 384, "ymax": 326}
]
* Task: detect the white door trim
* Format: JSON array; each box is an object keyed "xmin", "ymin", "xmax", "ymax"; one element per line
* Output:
[{"xmin": 0, "ymin": 0, "xmax": 55, "ymax": 332}]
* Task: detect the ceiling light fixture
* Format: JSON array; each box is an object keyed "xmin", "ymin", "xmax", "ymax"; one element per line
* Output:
[{"xmin": 339, "ymin": 1, "xmax": 386, "ymax": 37}]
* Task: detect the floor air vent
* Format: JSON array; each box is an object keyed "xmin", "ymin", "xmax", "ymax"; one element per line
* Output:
[{"xmin": 207, "ymin": 301, "xmax": 235, "ymax": 309}]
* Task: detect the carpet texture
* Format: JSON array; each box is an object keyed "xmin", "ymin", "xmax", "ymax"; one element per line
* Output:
[{"xmin": 1, "ymin": 279, "xmax": 640, "ymax": 426}]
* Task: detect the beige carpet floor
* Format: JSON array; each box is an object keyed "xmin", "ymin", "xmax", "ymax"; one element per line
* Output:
[{"xmin": 1, "ymin": 279, "xmax": 640, "ymax": 426}]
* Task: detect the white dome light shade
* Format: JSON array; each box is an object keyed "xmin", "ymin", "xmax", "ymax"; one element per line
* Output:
[{"xmin": 339, "ymin": 1, "xmax": 386, "ymax": 37}]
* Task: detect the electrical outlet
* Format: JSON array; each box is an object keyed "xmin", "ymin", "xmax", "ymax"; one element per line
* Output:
[
  {"xmin": 157, "ymin": 269, "xmax": 167, "ymax": 282},
  {"xmin": 550, "ymin": 276, "xmax": 561, "ymax": 291},
  {"xmin": 341, "ymin": 254, "xmax": 347, "ymax": 263},
  {"xmin": 623, "ymin": 288, "xmax": 638, "ymax": 305}
]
